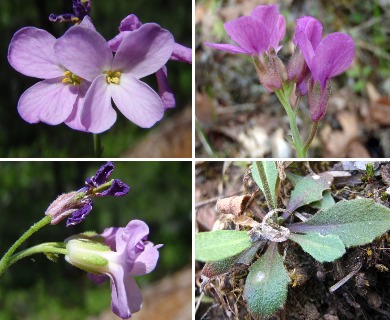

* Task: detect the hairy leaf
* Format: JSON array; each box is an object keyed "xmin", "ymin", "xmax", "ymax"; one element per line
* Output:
[
  {"xmin": 288, "ymin": 199, "xmax": 390, "ymax": 247},
  {"xmin": 244, "ymin": 243, "xmax": 290, "ymax": 318},
  {"xmin": 251, "ymin": 161, "xmax": 278, "ymax": 209},
  {"xmin": 311, "ymin": 190, "xmax": 335, "ymax": 210},
  {"xmin": 287, "ymin": 174, "xmax": 331, "ymax": 212},
  {"xmin": 290, "ymin": 233, "xmax": 345, "ymax": 262},
  {"xmin": 195, "ymin": 230, "xmax": 252, "ymax": 262}
]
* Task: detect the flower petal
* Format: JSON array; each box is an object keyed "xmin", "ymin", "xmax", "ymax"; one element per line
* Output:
[
  {"xmin": 81, "ymin": 75, "xmax": 117, "ymax": 133},
  {"xmin": 111, "ymin": 73, "xmax": 164, "ymax": 128},
  {"xmin": 98, "ymin": 179, "xmax": 130, "ymax": 197},
  {"xmin": 311, "ymin": 32, "xmax": 354, "ymax": 87},
  {"xmin": 88, "ymin": 161, "xmax": 114, "ymax": 186},
  {"xmin": 18, "ymin": 78, "xmax": 77, "ymax": 125},
  {"xmin": 156, "ymin": 67, "xmax": 175, "ymax": 110},
  {"xmin": 112, "ymin": 23, "xmax": 175, "ymax": 78},
  {"xmin": 78, "ymin": 16, "xmax": 96, "ymax": 31},
  {"xmin": 101, "ymin": 227, "xmax": 120, "ymax": 251},
  {"xmin": 116, "ymin": 220, "xmax": 150, "ymax": 254},
  {"xmin": 119, "ymin": 14, "xmax": 143, "ymax": 32},
  {"xmin": 55, "ymin": 26, "xmax": 112, "ymax": 82},
  {"xmin": 224, "ymin": 16, "xmax": 271, "ymax": 55},
  {"xmin": 8, "ymin": 27, "xmax": 63, "ymax": 79},
  {"xmin": 131, "ymin": 244, "xmax": 160, "ymax": 276},
  {"xmin": 203, "ymin": 42, "xmax": 250, "ymax": 55},
  {"xmin": 170, "ymin": 43, "xmax": 192, "ymax": 63},
  {"xmin": 66, "ymin": 201, "xmax": 93, "ymax": 226},
  {"xmin": 65, "ymin": 81, "xmax": 90, "ymax": 131},
  {"xmin": 108, "ymin": 267, "xmax": 143, "ymax": 318}
]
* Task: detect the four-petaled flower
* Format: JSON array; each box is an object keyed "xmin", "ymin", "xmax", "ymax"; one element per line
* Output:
[
  {"xmin": 294, "ymin": 16, "xmax": 354, "ymax": 121},
  {"xmin": 45, "ymin": 162, "xmax": 129, "ymax": 226},
  {"xmin": 55, "ymin": 22, "xmax": 175, "ymax": 133},
  {"xmin": 65, "ymin": 220, "xmax": 162, "ymax": 319}
]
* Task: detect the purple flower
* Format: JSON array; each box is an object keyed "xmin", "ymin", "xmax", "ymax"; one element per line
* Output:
[
  {"xmin": 7, "ymin": 23, "xmax": 91, "ymax": 130},
  {"xmin": 204, "ymin": 5, "xmax": 286, "ymax": 92},
  {"xmin": 294, "ymin": 16, "xmax": 354, "ymax": 121},
  {"xmin": 108, "ymin": 14, "xmax": 192, "ymax": 110},
  {"xmin": 55, "ymin": 22, "xmax": 175, "ymax": 133},
  {"xmin": 46, "ymin": 162, "xmax": 129, "ymax": 226},
  {"xmin": 65, "ymin": 220, "xmax": 162, "ymax": 319},
  {"xmin": 204, "ymin": 5, "xmax": 285, "ymax": 56}
]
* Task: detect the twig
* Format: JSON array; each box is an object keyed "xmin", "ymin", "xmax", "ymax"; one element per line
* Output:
[{"xmin": 329, "ymin": 261, "xmax": 362, "ymax": 293}]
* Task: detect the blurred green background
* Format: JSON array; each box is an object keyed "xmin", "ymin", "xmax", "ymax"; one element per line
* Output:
[
  {"xmin": 0, "ymin": 0, "xmax": 192, "ymax": 157},
  {"xmin": 0, "ymin": 161, "xmax": 192, "ymax": 319}
]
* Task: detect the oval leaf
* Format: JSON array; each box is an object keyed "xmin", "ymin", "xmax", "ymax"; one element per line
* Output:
[
  {"xmin": 288, "ymin": 199, "xmax": 390, "ymax": 247},
  {"xmin": 195, "ymin": 230, "xmax": 251, "ymax": 262},
  {"xmin": 290, "ymin": 233, "xmax": 345, "ymax": 262},
  {"xmin": 243, "ymin": 243, "xmax": 290, "ymax": 318}
]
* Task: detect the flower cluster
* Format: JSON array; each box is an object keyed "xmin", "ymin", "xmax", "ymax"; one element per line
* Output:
[
  {"xmin": 45, "ymin": 162, "xmax": 129, "ymax": 226},
  {"xmin": 8, "ymin": 0, "xmax": 192, "ymax": 133},
  {"xmin": 205, "ymin": 4, "xmax": 354, "ymax": 122}
]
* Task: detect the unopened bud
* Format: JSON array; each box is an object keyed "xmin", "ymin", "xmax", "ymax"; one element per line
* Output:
[
  {"xmin": 253, "ymin": 51, "xmax": 286, "ymax": 92},
  {"xmin": 309, "ymin": 79, "xmax": 331, "ymax": 122}
]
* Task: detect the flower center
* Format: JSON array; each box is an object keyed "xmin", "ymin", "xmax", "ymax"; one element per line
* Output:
[
  {"xmin": 104, "ymin": 70, "xmax": 121, "ymax": 85},
  {"xmin": 62, "ymin": 70, "xmax": 82, "ymax": 85}
]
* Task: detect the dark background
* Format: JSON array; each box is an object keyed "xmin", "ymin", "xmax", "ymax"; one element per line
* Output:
[
  {"xmin": 0, "ymin": 161, "xmax": 192, "ymax": 319},
  {"xmin": 0, "ymin": 0, "xmax": 192, "ymax": 157}
]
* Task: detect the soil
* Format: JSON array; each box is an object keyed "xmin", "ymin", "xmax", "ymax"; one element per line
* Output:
[{"xmin": 195, "ymin": 161, "xmax": 390, "ymax": 320}]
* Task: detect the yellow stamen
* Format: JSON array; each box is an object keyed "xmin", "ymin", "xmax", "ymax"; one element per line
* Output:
[
  {"xmin": 62, "ymin": 70, "xmax": 82, "ymax": 85},
  {"xmin": 104, "ymin": 71, "xmax": 121, "ymax": 85}
]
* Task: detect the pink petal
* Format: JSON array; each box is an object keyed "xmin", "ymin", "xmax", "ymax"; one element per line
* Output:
[
  {"xmin": 170, "ymin": 43, "xmax": 192, "ymax": 63},
  {"xmin": 111, "ymin": 73, "xmax": 164, "ymax": 128},
  {"xmin": 224, "ymin": 16, "xmax": 271, "ymax": 55},
  {"xmin": 18, "ymin": 78, "xmax": 77, "ymax": 125},
  {"xmin": 8, "ymin": 27, "xmax": 64, "ymax": 79},
  {"xmin": 108, "ymin": 266, "xmax": 143, "ymax": 318},
  {"xmin": 203, "ymin": 42, "xmax": 250, "ymax": 55},
  {"xmin": 64, "ymin": 81, "xmax": 90, "ymax": 131},
  {"xmin": 112, "ymin": 23, "xmax": 175, "ymax": 79},
  {"xmin": 55, "ymin": 26, "xmax": 113, "ymax": 82},
  {"xmin": 81, "ymin": 75, "xmax": 117, "ymax": 133},
  {"xmin": 311, "ymin": 33, "xmax": 354, "ymax": 87},
  {"xmin": 78, "ymin": 16, "xmax": 96, "ymax": 31},
  {"xmin": 131, "ymin": 244, "xmax": 160, "ymax": 276},
  {"xmin": 108, "ymin": 31, "xmax": 129, "ymax": 52}
]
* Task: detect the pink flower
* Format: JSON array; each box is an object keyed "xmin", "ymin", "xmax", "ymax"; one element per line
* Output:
[
  {"xmin": 7, "ymin": 21, "xmax": 91, "ymax": 130},
  {"xmin": 294, "ymin": 16, "xmax": 354, "ymax": 121},
  {"xmin": 66, "ymin": 220, "xmax": 161, "ymax": 319},
  {"xmin": 204, "ymin": 5, "xmax": 285, "ymax": 56},
  {"xmin": 55, "ymin": 22, "xmax": 175, "ymax": 133}
]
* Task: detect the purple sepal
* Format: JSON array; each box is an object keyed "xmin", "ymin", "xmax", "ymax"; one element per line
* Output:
[
  {"xmin": 88, "ymin": 273, "xmax": 108, "ymax": 285},
  {"xmin": 66, "ymin": 201, "xmax": 93, "ymax": 226},
  {"xmin": 97, "ymin": 179, "xmax": 130, "ymax": 197},
  {"xmin": 87, "ymin": 162, "xmax": 114, "ymax": 187}
]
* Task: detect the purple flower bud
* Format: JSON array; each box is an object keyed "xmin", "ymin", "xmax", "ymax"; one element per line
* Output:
[
  {"xmin": 253, "ymin": 50, "xmax": 286, "ymax": 92},
  {"xmin": 49, "ymin": 0, "xmax": 91, "ymax": 24},
  {"xmin": 309, "ymin": 79, "xmax": 331, "ymax": 122}
]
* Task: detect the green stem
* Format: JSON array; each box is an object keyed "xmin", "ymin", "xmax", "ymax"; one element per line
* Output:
[
  {"xmin": 6, "ymin": 242, "xmax": 67, "ymax": 270},
  {"xmin": 0, "ymin": 215, "xmax": 52, "ymax": 276},
  {"xmin": 302, "ymin": 121, "xmax": 319, "ymax": 156},
  {"xmin": 275, "ymin": 84, "xmax": 306, "ymax": 158},
  {"xmin": 93, "ymin": 134, "xmax": 103, "ymax": 157}
]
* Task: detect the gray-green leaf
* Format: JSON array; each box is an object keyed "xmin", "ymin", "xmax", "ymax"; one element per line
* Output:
[
  {"xmin": 311, "ymin": 190, "xmax": 335, "ymax": 210},
  {"xmin": 288, "ymin": 199, "xmax": 390, "ymax": 247},
  {"xmin": 195, "ymin": 230, "xmax": 252, "ymax": 262},
  {"xmin": 287, "ymin": 174, "xmax": 331, "ymax": 212},
  {"xmin": 244, "ymin": 243, "xmax": 290, "ymax": 318},
  {"xmin": 251, "ymin": 161, "xmax": 278, "ymax": 209},
  {"xmin": 289, "ymin": 233, "xmax": 345, "ymax": 262}
]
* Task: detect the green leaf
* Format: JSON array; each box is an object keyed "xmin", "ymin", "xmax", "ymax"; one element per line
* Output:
[
  {"xmin": 195, "ymin": 230, "xmax": 252, "ymax": 262},
  {"xmin": 289, "ymin": 233, "xmax": 345, "ymax": 262},
  {"xmin": 288, "ymin": 199, "xmax": 390, "ymax": 247},
  {"xmin": 251, "ymin": 161, "xmax": 278, "ymax": 209},
  {"xmin": 311, "ymin": 190, "xmax": 335, "ymax": 210},
  {"xmin": 287, "ymin": 174, "xmax": 331, "ymax": 212},
  {"xmin": 202, "ymin": 241, "xmax": 265, "ymax": 278},
  {"xmin": 243, "ymin": 243, "xmax": 290, "ymax": 318}
]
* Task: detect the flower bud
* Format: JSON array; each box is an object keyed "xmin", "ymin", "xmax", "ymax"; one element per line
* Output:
[
  {"xmin": 308, "ymin": 79, "xmax": 331, "ymax": 122},
  {"xmin": 253, "ymin": 50, "xmax": 286, "ymax": 92},
  {"xmin": 287, "ymin": 46, "xmax": 309, "ymax": 95}
]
